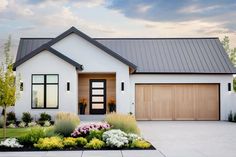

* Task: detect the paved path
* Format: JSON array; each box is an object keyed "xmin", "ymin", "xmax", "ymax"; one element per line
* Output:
[{"xmin": 1, "ymin": 121, "xmax": 236, "ymax": 157}]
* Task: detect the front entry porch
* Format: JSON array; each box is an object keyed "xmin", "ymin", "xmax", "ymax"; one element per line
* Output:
[{"xmin": 78, "ymin": 73, "xmax": 116, "ymax": 115}]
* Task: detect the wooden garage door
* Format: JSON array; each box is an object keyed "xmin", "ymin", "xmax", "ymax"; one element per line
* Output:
[{"xmin": 135, "ymin": 84, "xmax": 219, "ymax": 120}]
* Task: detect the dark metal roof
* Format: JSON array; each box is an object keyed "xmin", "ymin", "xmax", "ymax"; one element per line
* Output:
[
  {"xmin": 14, "ymin": 27, "xmax": 236, "ymax": 74},
  {"xmin": 95, "ymin": 38, "xmax": 236, "ymax": 73}
]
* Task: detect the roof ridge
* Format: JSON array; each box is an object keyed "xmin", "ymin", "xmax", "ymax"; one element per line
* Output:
[
  {"xmin": 20, "ymin": 38, "xmax": 54, "ymax": 39},
  {"xmin": 94, "ymin": 37, "xmax": 219, "ymax": 40}
]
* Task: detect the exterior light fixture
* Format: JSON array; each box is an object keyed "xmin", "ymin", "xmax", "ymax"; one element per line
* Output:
[
  {"xmin": 121, "ymin": 82, "xmax": 124, "ymax": 91},
  {"xmin": 67, "ymin": 82, "xmax": 70, "ymax": 91},
  {"xmin": 228, "ymin": 83, "xmax": 231, "ymax": 92}
]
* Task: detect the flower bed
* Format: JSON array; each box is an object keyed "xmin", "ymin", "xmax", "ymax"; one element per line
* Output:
[{"xmin": 0, "ymin": 113, "xmax": 155, "ymax": 151}]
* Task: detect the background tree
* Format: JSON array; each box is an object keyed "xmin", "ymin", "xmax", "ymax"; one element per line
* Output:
[
  {"xmin": 0, "ymin": 36, "xmax": 18, "ymax": 139},
  {"xmin": 221, "ymin": 36, "xmax": 236, "ymax": 92}
]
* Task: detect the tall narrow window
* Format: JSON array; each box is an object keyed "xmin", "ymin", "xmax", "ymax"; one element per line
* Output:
[{"xmin": 32, "ymin": 74, "xmax": 59, "ymax": 109}]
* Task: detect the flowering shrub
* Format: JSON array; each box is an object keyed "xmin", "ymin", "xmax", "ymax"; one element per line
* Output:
[
  {"xmin": 102, "ymin": 129, "xmax": 129, "ymax": 148},
  {"xmin": 18, "ymin": 121, "xmax": 26, "ymax": 128},
  {"xmin": 85, "ymin": 138, "xmax": 105, "ymax": 149},
  {"xmin": 34, "ymin": 136, "xmax": 64, "ymax": 150},
  {"xmin": 28, "ymin": 121, "xmax": 37, "ymax": 127},
  {"xmin": 75, "ymin": 137, "xmax": 87, "ymax": 146},
  {"xmin": 130, "ymin": 140, "xmax": 151, "ymax": 149},
  {"xmin": 43, "ymin": 121, "xmax": 51, "ymax": 127},
  {"xmin": 63, "ymin": 137, "xmax": 77, "ymax": 148},
  {"xmin": 0, "ymin": 138, "xmax": 23, "ymax": 148},
  {"xmin": 71, "ymin": 122, "xmax": 110, "ymax": 137},
  {"xmin": 127, "ymin": 133, "xmax": 142, "ymax": 142},
  {"xmin": 7, "ymin": 123, "xmax": 16, "ymax": 128}
]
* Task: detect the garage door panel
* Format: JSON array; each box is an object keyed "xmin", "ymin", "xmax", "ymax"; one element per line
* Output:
[
  {"xmin": 175, "ymin": 85, "xmax": 195, "ymax": 120},
  {"xmin": 196, "ymin": 85, "xmax": 219, "ymax": 120},
  {"xmin": 135, "ymin": 85, "xmax": 151, "ymax": 120},
  {"xmin": 152, "ymin": 85, "xmax": 174, "ymax": 120},
  {"xmin": 135, "ymin": 84, "xmax": 219, "ymax": 121}
]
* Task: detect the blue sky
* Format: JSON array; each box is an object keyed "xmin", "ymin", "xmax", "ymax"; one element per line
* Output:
[{"xmin": 0, "ymin": 0, "xmax": 236, "ymax": 58}]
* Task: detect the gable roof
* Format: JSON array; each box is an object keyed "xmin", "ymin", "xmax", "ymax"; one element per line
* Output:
[
  {"xmin": 13, "ymin": 44, "xmax": 83, "ymax": 71},
  {"xmin": 14, "ymin": 27, "xmax": 236, "ymax": 74}
]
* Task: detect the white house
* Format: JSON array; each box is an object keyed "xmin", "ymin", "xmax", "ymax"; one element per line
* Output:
[{"xmin": 13, "ymin": 27, "xmax": 236, "ymax": 120}]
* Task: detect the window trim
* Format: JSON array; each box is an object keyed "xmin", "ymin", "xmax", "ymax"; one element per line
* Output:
[{"xmin": 31, "ymin": 74, "xmax": 59, "ymax": 109}]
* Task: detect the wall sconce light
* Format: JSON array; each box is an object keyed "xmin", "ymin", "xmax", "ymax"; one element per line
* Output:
[
  {"xmin": 228, "ymin": 83, "xmax": 231, "ymax": 92},
  {"xmin": 67, "ymin": 82, "xmax": 70, "ymax": 91},
  {"xmin": 121, "ymin": 82, "xmax": 124, "ymax": 91},
  {"xmin": 20, "ymin": 82, "xmax": 23, "ymax": 91}
]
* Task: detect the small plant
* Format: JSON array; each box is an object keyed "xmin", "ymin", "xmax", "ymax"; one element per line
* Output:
[
  {"xmin": 79, "ymin": 98, "xmax": 87, "ymax": 114},
  {"xmin": 102, "ymin": 129, "xmax": 129, "ymax": 148},
  {"xmin": 22, "ymin": 112, "xmax": 33, "ymax": 124},
  {"xmin": 7, "ymin": 123, "xmax": 16, "ymax": 128},
  {"xmin": 28, "ymin": 121, "xmax": 37, "ymax": 127},
  {"xmin": 39, "ymin": 112, "xmax": 51, "ymax": 122},
  {"xmin": 108, "ymin": 98, "xmax": 116, "ymax": 112},
  {"xmin": 86, "ymin": 130, "xmax": 104, "ymax": 142},
  {"xmin": 228, "ymin": 111, "xmax": 233, "ymax": 122},
  {"xmin": 54, "ymin": 112, "xmax": 80, "ymax": 137},
  {"xmin": 75, "ymin": 137, "xmax": 87, "ymax": 146},
  {"xmin": 6, "ymin": 112, "xmax": 16, "ymax": 123},
  {"xmin": 63, "ymin": 137, "xmax": 77, "ymax": 148},
  {"xmin": 18, "ymin": 121, "xmax": 26, "ymax": 128},
  {"xmin": 130, "ymin": 140, "xmax": 151, "ymax": 149},
  {"xmin": 43, "ymin": 120, "xmax": 51, "ymax": 127},
  {"xmin": 0, "ymin": 138, "xmax": 23, "ymax": 148},
  {"xmin": 34, "ymin": 136, "xmax": 64, "ymax": 150},
  {"xmin": 105, "ymin": 113, "xmax": 140, "ymax": 134},
  {"xmin": 85, "ymin": 138, "xmax": 105, "ymax": 149},
  {"xmin": 18, "ymin": 127, "xmax": 46, "ymax": 145},
  {"xmin": 71, "ymin": 122, "xmax": 110, "ymax": 137}
]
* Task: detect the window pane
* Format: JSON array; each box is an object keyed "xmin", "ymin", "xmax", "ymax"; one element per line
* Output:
[
  {"xmin": 92, "ymin": 103, "xmax": 104, "ymax": 109},
  {"xmin": 47, "ymin": 75, "xmax": 58, "ymax": 83},
  {"xmin": 92, "ymin": 82, "xmax": 104, "ymax": 88},
  {"xmin": 32, "ymin": 85, "xmax": 44, "ymax": 108},
  {"xmin": 92, "ymin": 96, "xmax": 104, "ymax": 102},
  {"xmin": 46, "ymin": 85, "xmax": 58, "ymax": 108},
  {"xmin": 92, "ymin": 89, "xmax": 104, "ymax": 95},
  {"xmin": 33, "ymin": 75, "xmax": 44, "ymax": 83}
]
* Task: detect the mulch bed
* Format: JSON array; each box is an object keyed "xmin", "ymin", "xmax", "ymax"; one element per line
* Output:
[{"xmin": 0, "ymin": 145, "xmax": 156, "ymax": 152}]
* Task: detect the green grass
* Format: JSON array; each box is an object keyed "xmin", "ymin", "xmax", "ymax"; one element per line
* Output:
[
  {"xmin": 0, "ymin": 128, "xmax": 31, "ymax": 139},
  {"xmin": 0, "ymin": 127, "xmax": 53, "ymax": 139}
]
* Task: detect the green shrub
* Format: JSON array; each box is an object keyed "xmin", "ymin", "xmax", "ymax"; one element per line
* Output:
[
  {"xmin": 54, "ymin": 112, "xmax": 80, "ymax": 137},
  {"xmin": 45, "ymin": 127, "xmax": 59, "ymax": 137},
  {"xmin": 86, "ymin": 130, "xmax": 104, "ymax": 142},
  {"xmin": 0, "ymin": 116, "xmax": 4, "ymax": 128},
  {"xmin": 228, "ymin": 111, "xmax": 233, "ymax": 122},
  {"xmin": 63, "ymin": 137, "xmax": 77, "ymax": 148},
  {"xmin": 18, "ymin": 127, "xmax": 46, "ymax": 145},
  {"xmin": 75, "ymin": 137, "xmax": 87, "ymax": 146},
  {"xmin": 7, "ymin": 112, "xmax": 16, "ymax": 122},
  {"xmin": 85, "ymin": 138, "xmax": 105, "ymax": 149},
  {"xmin": 105, "ymin": 113, "xmax": 140, "ymax": 134},
  {"xmin": 34, "ymin": 136, "xmax": 64, "ymax": 150},
  {"xmin": 39, "ymin": 112, "xmax": 51, "ymax": 122},
  {"xmin": 22, "ymin": 112, "xmax": 33, "ymax": 124},
  {"xmin": 130, "ymin": 140, "xmax": 151, "ymax": 149}
]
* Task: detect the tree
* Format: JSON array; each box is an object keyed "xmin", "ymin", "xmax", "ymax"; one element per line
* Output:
[
  {"xmin": 0, "ymin": 36, "xmax": 18, "ymax": 139},
  {"xmin": 221, "ymin": 36, "xmax": 236, "ymax": 92}
]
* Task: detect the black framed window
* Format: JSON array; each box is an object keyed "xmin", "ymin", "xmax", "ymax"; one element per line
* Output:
[{"xmin": 32, "ymin": 74, "xmax": 59, "ymax": 109}]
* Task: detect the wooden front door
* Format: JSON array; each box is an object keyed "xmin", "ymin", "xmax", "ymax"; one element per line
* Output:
[
  {"xmin": 135, "ymin": 84, "xmax": 219, "ymax": 120},
  {"xmin": 90, "ymin": 79, "xmax": 106, "ymax": 114}
]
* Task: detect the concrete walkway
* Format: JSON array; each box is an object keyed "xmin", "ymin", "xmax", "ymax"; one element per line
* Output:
[{"xmin": 1, "ymin": 121, "xmax": 236, "ymax": 157}]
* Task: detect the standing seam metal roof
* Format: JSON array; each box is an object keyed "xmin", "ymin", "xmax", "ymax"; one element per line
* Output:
[{"xmin": 15, "ymin": 37, "xmax": 236, "ymax": 74}]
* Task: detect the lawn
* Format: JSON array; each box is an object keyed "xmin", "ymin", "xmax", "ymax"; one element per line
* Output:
[{"xmin": 0, "ymin": 128, "xmax": 31, "ymax": 139}]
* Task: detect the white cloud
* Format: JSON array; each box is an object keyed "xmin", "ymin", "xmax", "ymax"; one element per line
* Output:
[
  {"xmin": 0, "ymin": 0, "xmax": 8, "ymax": 12},
  {"xmin": 74, "ymin": 0, "xmax": 105, "ymax": 8},
  {"xmin": 136, "ymin": 4, "xmax": 152, "ymax": 13},
  {"xmin": 178, "ymin": 4, "xmax": 221, "ymax": 14}
]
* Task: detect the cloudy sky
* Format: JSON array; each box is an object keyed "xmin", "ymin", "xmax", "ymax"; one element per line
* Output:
[{"xmin": 0, "ymin": 0, "xmax": 236, "ymax": 59}]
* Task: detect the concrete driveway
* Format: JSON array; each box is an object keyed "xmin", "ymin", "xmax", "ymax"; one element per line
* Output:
[
  {"xmin": 1, "ymin": 121, "xmax": 235, "ymax": 157},
  {"xmin": 139, "ymin": 121, "xmax": 236, "ymax": 157}
]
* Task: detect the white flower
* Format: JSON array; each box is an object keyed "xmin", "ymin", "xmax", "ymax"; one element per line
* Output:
[
  {"xmin": 43, "ymin": 120, "xmax": 51, "ymax": 127},
  {"xmin": 18, "ymin": 121, "xmax": 26, "ymax": 128},
  {"xmin": 127, "ymin": 133, "xmax": 142, "ymax": 142},
  {"xmin": 0, "ymin": 138, "xmax": 23, "ymax": 148},
  {"xmin": 102, "ymin": 129, "xmax": 129, "ymax": 148},
  {"xmin": 28, "ymin": 121, "xmax": 37, "ymax": 127}
]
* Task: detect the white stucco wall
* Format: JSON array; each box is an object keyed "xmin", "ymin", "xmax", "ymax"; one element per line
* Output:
[
  {"xmin": 52, "ymin": 33, "xmax": 130, "ymax": 114},
  {"xmin": 130, "ymin": 74, "xmax": 234, "ymax": 120},
  {"xmin": 15, "ymin": 50, "xmax": 78, "ymax": 119}
]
